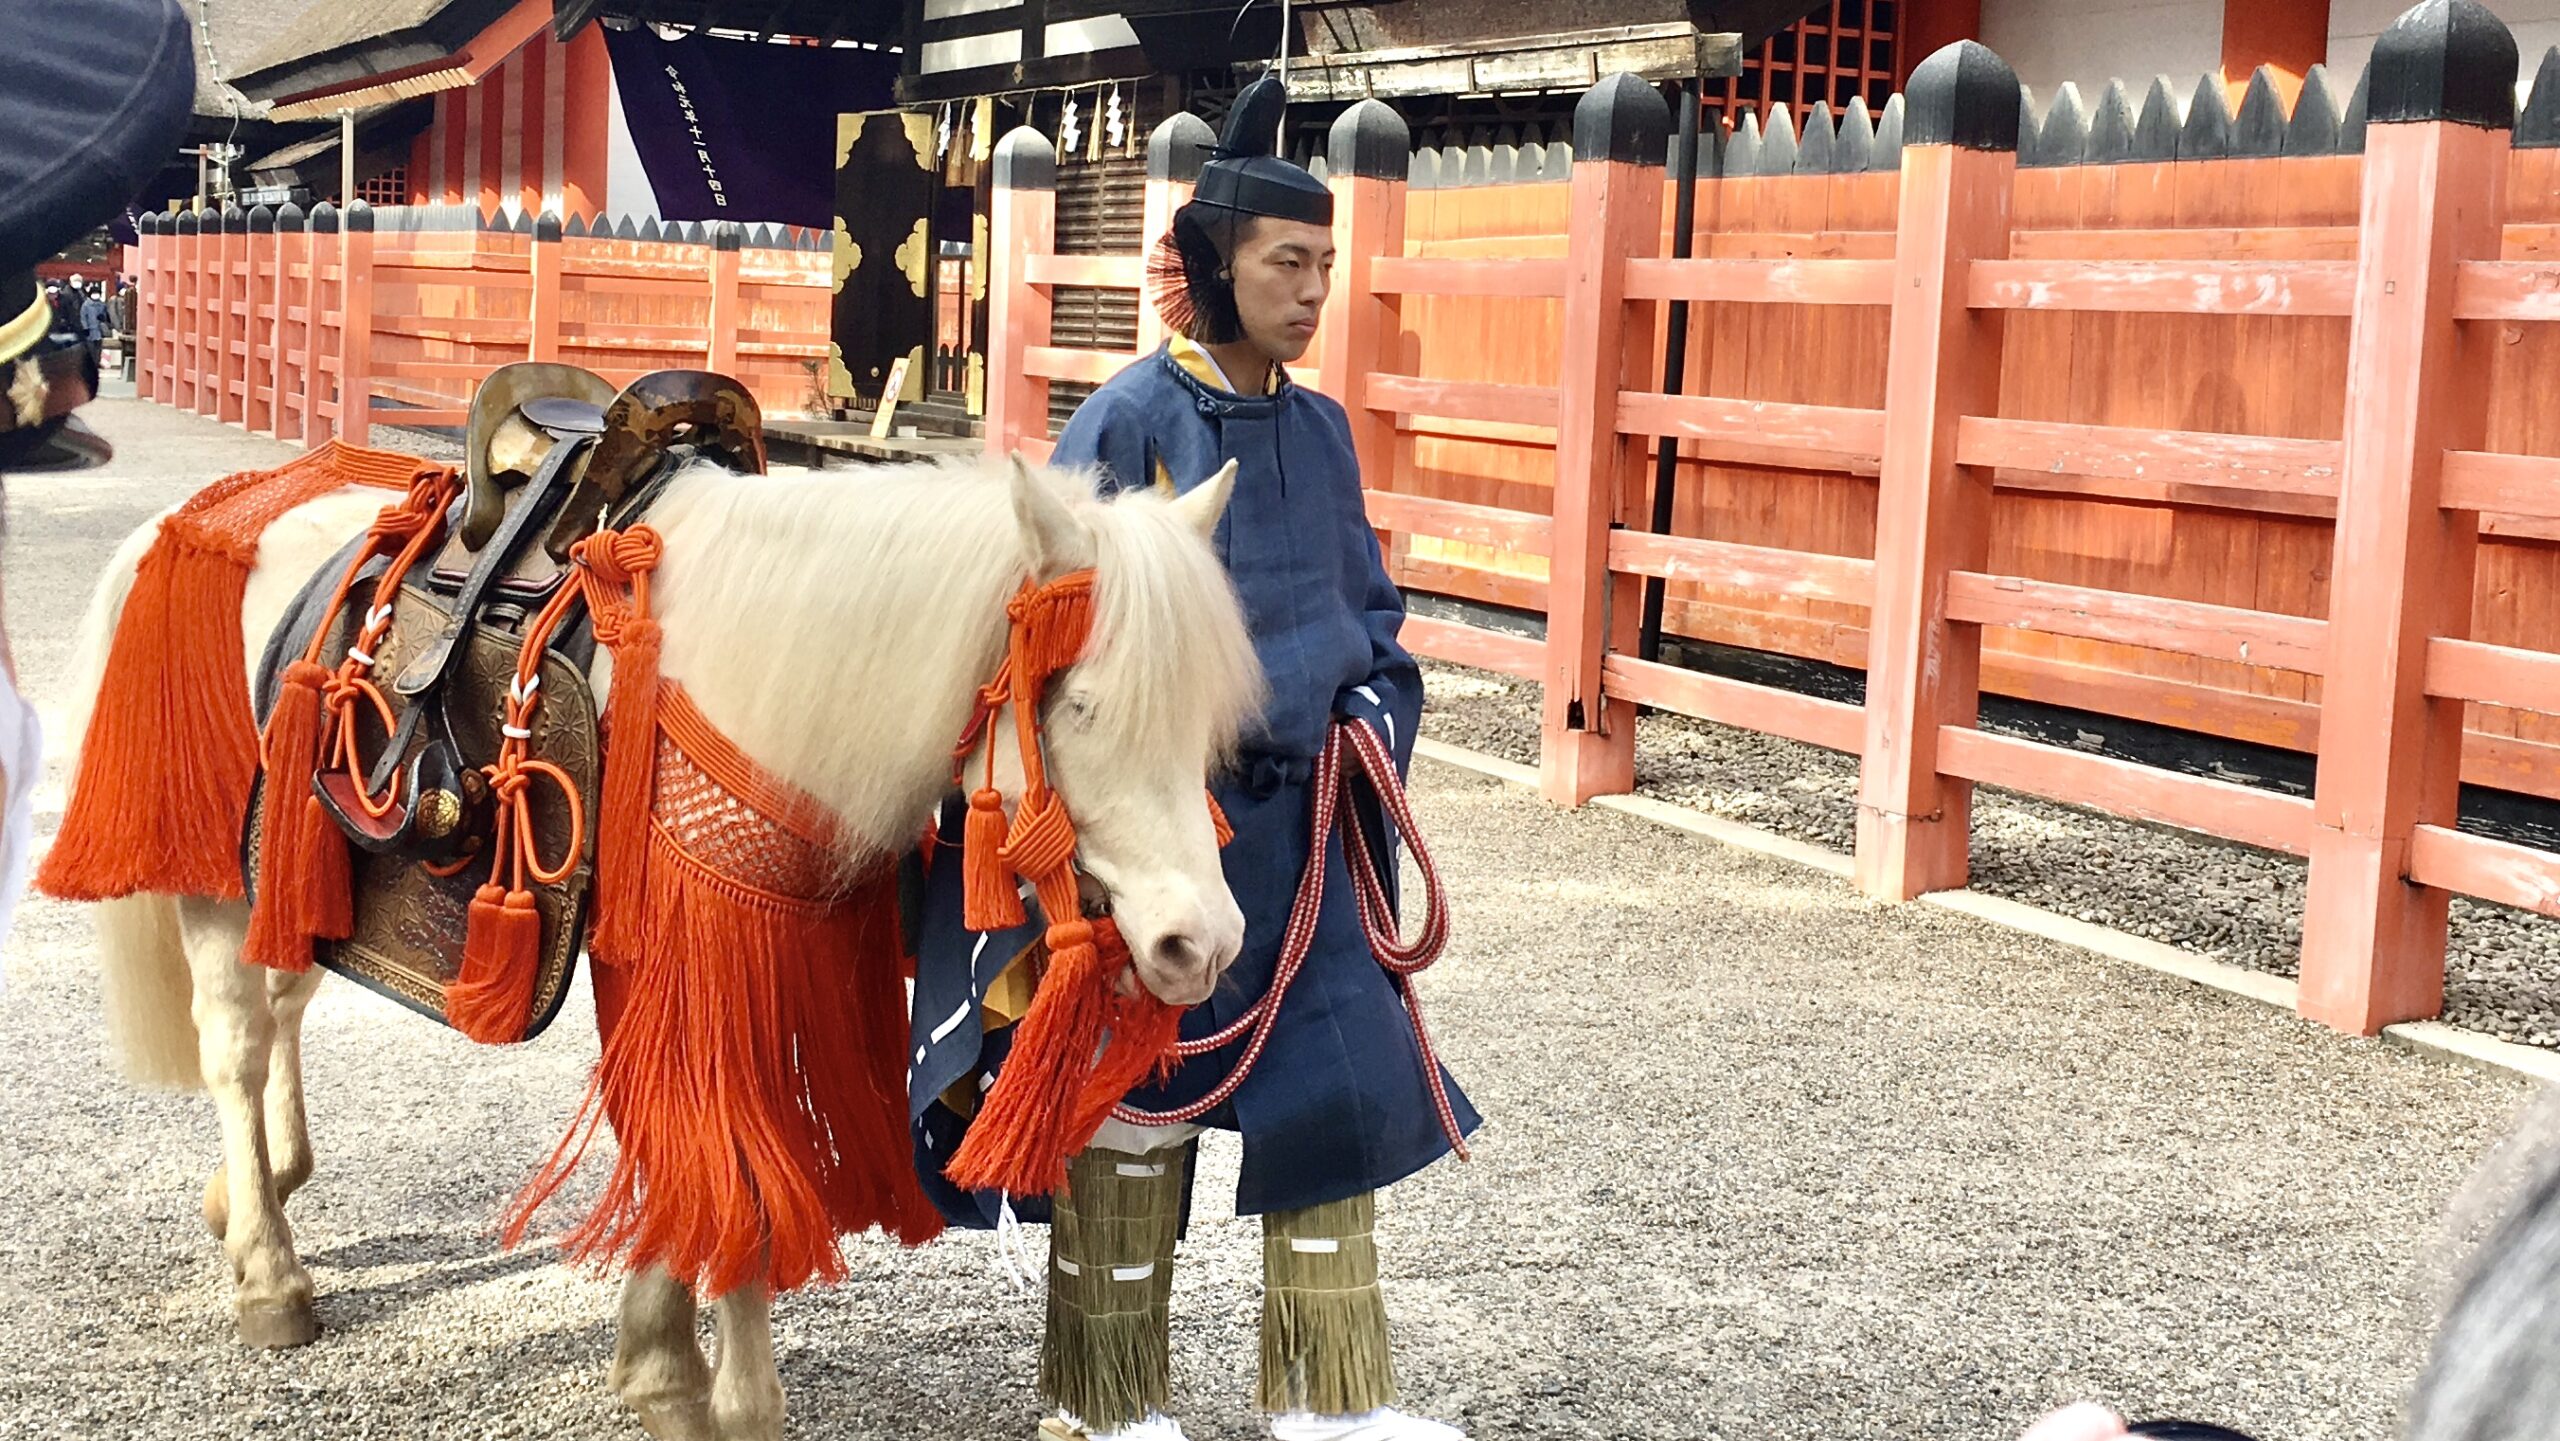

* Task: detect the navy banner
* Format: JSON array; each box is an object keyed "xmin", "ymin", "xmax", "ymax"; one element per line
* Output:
[{"xmin": 603, "ymin": 27, "xmax": 898, "ymax": 230}]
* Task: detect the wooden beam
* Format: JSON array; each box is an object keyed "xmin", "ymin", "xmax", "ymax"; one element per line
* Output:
[
  {"xmin": 1945, "ymin": 571, "xmax": 2330, "ymax": 673},
  {"xmin": 2424, "ymin": 636, "xmax": 2560, "ymax": 715},
  {"xmin": 1369, "ymin": 256, "xmax": 1568, "ymax": 298},
  {"xmin": 1363, "ymin": 490, "xmax": 1553, "ymax": 556},
  {"xmin": 2408, "ymin": 823, "xmax": 2560, "ymax": 919},
  {"xmin": 1362, "ymin": 373, "xmax": 1561, "ymax": 428},
  {"xmin": 1403, "ymin": 615, "xmax": 1543, "ymax": 680},
  {"xmin": 1025, "ymin": 252, "xmax": 1141, "ymax": 289},
  {"xmin": 1608, "ymin": 530, "xmax": 1876, "ymax": 607},
  {"xmin": 1967, "ymin": 259, "xmax": 2358, "ymax": 315},
  {"xmin": 1936, "ymin": 727, "xmax": 2317, "ymax": 855},
  {"xmin": 1614, "ymin": 391, "xmax": 1886, "ymax": 465},
  {"xmin": 1601, "ymin": 654, "xmax": 1865, "ymax": 753},
  {"xmin": 1955, "ymin": 416, "xmax": 2343, "ymax": 499},
  {"xmin": 1621, "ymin": 257, "xmax": 1895, "ymax": 306}
]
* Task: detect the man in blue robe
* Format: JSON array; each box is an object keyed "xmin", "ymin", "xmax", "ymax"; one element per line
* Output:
[{"xmin": 907, "ymin": 75, "xmax": 1478, "ymax": 1441}]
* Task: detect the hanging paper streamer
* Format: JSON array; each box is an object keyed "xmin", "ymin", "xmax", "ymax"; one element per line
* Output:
[
  {"xmin": 937, "ymin": 102, "xmax": 953, "ymax": 159},
  {"xmin": 1105, "ymin": 84, "xmax": 1125, "ymax": 149},
  {"xmin": 970, "ymin": 97, "xmax": 994, "ymax": 163},
  {"xmin": 1060, "ymin": 91, "xmax": 1082, "ymax": 157}
]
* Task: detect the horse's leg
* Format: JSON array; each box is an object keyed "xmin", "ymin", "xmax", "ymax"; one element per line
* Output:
[
  {"xmin": 261, "ymin": 964, "xmax": 323, "ymax": 1202},
  {"xmin": 612, "ymin": 1265, "xmax": 716, "ymax": 1441},
  {"xmin": 178, "ymin": 897, "xmax": 316, "ymax": 1348},
  {"xmin": 710, "ymin": 1279, "xmax": 784, "ymax": 1441}
]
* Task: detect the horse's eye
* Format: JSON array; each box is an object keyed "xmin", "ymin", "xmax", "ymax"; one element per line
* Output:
[{"xmin": 1057, "ymin": 693, "xmax": 1095, "ymax": 726}]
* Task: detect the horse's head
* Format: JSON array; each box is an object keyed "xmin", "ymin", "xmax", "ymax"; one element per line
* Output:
[{"xmin": 1000, "ymin": 456, "xmax": 1261, "ymax": 1006}]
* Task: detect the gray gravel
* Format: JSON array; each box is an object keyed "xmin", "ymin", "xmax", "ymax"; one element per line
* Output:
[
  {"xmin": 0, "ymin": 398, "xmax": 2540, "ymax": 1440},
  {"xmin": 1422, "ymin": 663, "xmax": 2560, "ymax": 1050}
]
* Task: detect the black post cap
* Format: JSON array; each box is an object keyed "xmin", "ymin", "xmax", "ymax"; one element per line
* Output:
[
  {"xmin": 308, "ymin": 202, "xmax": 337, "ymax": 234},
  {"xmin": 220, "ymin": 203, "xmax": 245, "ymax": 233},
  {"xmin": 2233, "ymin": 66, "xmax": 2290, "ymax": 157},
  {"xmin": 994, "ymin": 127, "xmax": 1057, "ymax": 191},
  {"xmin": 174, "ymin": 208, "xmax": 197, "ymax": 235},
  {"xmin": 534, "ymin": 210, "xmax": 562, "ymax": 242},
  {"xmin": 711, "ymin": 220, "xmax": 741, "ymax": 252},
  {"xmin": 276, "ymin": 201, "xmax": 304, "ymax": 226},
  {"xmin": 1905, "ymin": 40, "xmax": 2024, "ymax": 150},
  {"xmin": 137, "ymin": 211, "xmax": 158, "ymax": 235},
  {"xmin": 1147, "ymin": 112, "xmax": 1214, "ymax": 183},
  {"xmin": 247, "ymin": 204, "xmax": 275, "ymax": 233},
  {"xmin": 1329, "ymin": 99, "xmax": 1410, "ymax": 181},
  {"xmin": 2368, "ymin": 0, "xmax": 2518, "ymax": 129},
  {"xmin": 1573, "ymin": 72, "xmax": 1671, "ymax": 166},
  {"xmin": 343, "ymin": 199, "xmax": 373, "ymax": 232},
  {"xmin": 2521, "ymin": 46, "xmax": 2560, "ymax": 146}
]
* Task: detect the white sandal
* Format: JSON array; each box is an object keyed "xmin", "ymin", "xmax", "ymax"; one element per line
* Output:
[
  {"xmin": 1270, "ymin": 1407, "xmax": 1466, "ymax": 1441},
  {"xmin": 1039, "ymin": 1408, "xmax": 1191, "ymax": 1441}
]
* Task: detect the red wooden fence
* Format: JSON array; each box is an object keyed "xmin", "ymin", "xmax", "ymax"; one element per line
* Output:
[
  {"xmin": 984, "ymin": 1, "xmax": 2560, "ymax": 1037},
  {"xmin": 131, "ymin": 202, "xmax": 832, "ymax": 442}
]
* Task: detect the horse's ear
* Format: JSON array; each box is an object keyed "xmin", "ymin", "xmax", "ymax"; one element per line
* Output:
[
  {"xmin": 1010, "ymin": 453, "xmax": 1095, "ymax": 577},
  {"xmin": 1168, "ymin": 459, "xmax": 1237, "ymax": 541}
]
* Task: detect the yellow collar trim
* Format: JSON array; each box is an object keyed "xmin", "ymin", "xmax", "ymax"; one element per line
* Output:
[
  {"xmin": 1167, "ymin": 334, "xmax": 1277, "ymax": 397},
  {"xmin": 0, "ymin": 290, "xmax": 50, "ymax": 367}
]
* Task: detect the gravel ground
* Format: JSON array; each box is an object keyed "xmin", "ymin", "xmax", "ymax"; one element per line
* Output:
[
  {"xmin": 0, "ymin": 398, "xmax": 2542, "ymax": 1441},
  {"xmin": 1421, "ymin": 664, "xmax": 2560, "ymax": 1050}
]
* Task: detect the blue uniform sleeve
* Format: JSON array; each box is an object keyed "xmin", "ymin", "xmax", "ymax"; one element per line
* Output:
[
  {"xmin": 1333, "ymin": 494, "xmax": 1424, "ymax": 779},
  {"xmin": 1049, "ymin": 388, "xmax": 1154, "ymax": 498}
]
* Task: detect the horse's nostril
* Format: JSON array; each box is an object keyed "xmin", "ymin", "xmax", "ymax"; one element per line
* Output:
[{"xmin": 1154, "ymin": 932, "xmax": 1204, "ymax": 975}]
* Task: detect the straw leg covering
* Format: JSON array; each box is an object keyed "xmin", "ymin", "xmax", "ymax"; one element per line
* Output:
[
  {"xmin": 1260, "ymin": 1192, "xmax": 1395, "ymax": 1417},
  {"xmin": 1043, "ymin": 1143, "xmax": 1190, "ymax": 1430}
]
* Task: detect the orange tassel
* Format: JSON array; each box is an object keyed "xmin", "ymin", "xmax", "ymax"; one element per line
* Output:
[
  {"xmin": 295, "ymin": 787, "xmax": 354, "ymax": 941},
  {"xmin": 242, "ymin": 661, "xmax": 332, "ymax": 972},
  {"xmin": 589, "ymin": 617, "xmax": 662, "ymax": 967},
  {"xmin": 944, "ymin": 917, "xmax": 1120, "ymax": 1198},
  {"xmin": 961, "ymin": 787, "xmax": 1024, "ymax": 931},
  {"xmin": 1208, "ymin": 793, "xmax": 1234, "ymax": 847},
  {"xmin": 449, "ymin": 885, "xmax": 545, "ymax": 1044}
]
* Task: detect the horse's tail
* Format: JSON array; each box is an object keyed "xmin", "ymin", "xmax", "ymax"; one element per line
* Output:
[
  {"xmin": 95, "ymin": 894, "xmax": 202, "ymax": 1090},
  {"xmin": 63, "ymin": 517, "xmax": 204, "ymax": 1090}
]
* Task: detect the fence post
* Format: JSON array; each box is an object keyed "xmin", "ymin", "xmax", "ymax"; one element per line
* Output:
[
  {"xmin": 1139, "ymin": 113, "xmax": 1213, "ymax": 357},
  {"xmin": 216, "ymin": 205, "xmax": 245, "ymax": 423},
  {"xmin": 134, "ymin": 213, "xmax": 159, "ymax": 401},
  {"xmin": 1852, "ymin": 42, "xmax": 2021, "ymax": 902},
  {"xmin": 1318, "ymin": 100, "xmax": 1410, "ymax": 492},
  {"xmin": 339, "ymin": 201, "xmax": 375, "ymax": 446},
  {"xmin": 245, "ymin": 206, "xmax": 276, "ymax": 434},
  {"xmin": 2299, "ymin": 0, "xmax": 2515, "ymax": 1034},
  {"xmin": 174, "ymin": 208, "xmax": 201, "ymax": 413},
  {"xmin": 272, "ymin": 203, "xmax": 303, "ymax": 439},
  {"xmin": 1541, "ymin": 73, "xmax": 1668, "ymax": 806},
  {"xmin": 985, "ymin": 127, "xmax": 1057, "ymax": 459},
  {"xmin": 528, "ymin": 211, "xmax": 565, "ymax": 363},
  {"xmin": 304, "ymin": 204, "xmax": 335, "ymax": 445},
  {"xmin": 706, "ymin": 220, "xmax": 741, "ymax": 375}
]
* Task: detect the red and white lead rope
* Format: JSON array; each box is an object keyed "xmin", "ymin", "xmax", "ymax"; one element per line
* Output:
[{"xmin": 1109, "ymin": 718, "xmax": 1467, "ymax": 1159}]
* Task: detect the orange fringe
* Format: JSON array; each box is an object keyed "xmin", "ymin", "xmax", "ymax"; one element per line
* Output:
[
  {"xmin": 505, "ymin": 685, "xmax": 944, "ymax": 1296},
  {"xmin": 448, "ymin": 884, "xmax": 543, "ymax": 1044},
  {"xmin": 38, "ymin": 442, "xmax": 429, "ymax": 903},
  {"xmin": 239, "ymin": 662, "xmax": 334, "ymax": 972}
]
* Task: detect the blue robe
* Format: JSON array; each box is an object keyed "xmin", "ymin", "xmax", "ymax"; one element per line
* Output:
[{"xmin": 907, "ymin": 344, "xmax": 1480, "ymax": 1221}]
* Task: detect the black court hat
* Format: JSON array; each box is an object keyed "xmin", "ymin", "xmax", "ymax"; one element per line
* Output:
[
  {"xmin": 1190, "ymin": 75, "xmax": 1332, "ymax": 228},
  {"xmin": 0, "ymin": 0, "xmax": 194, "ymax": 470}
]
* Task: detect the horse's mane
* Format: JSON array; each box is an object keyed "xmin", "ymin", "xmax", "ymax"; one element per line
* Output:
[{"xmin": 643, "ymin": 453, "xmax": 1260, "ymax": 863}]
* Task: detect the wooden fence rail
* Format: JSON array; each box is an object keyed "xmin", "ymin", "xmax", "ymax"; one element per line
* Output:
[
  {"xmin": 131, "ymin": 203, "xmax": 832, "ymax": 444},
  {"xmin": 984, "ymin": 0, "xmax": 2560, "ymax": 1037}
]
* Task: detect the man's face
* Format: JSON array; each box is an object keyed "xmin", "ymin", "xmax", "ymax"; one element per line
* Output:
[{"xmin": 1224, "ymin": 217, "xmax": 1335, "ymax": 364}]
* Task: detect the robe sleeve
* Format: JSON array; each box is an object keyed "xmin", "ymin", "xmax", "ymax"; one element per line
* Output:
[
  {"xmin": 1333, "ymin": 491, "xmax": 1424, "ymax": 780},
  {"xmin": 1049, "ymin": 387, "xmax": 1153, "ymax": 498}
]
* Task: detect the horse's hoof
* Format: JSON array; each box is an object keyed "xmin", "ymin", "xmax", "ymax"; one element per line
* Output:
[
  {"xmin": 630, "ymin": 1399, "xmax": 718, "ymax": 1441},
  {"xmin": 234, "ymin": 1299, "xmax": 319, "ymax": 1349}
]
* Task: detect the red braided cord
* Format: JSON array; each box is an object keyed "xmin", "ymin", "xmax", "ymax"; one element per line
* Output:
[{"xmin": 1109, "ymin": 720, "xmax": 1466, "ymax": 1159}]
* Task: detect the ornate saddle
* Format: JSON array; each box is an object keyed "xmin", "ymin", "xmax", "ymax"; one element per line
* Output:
[{"xmin": 249, "ymin": 363, "xmax": 767, "ymax": 1037}]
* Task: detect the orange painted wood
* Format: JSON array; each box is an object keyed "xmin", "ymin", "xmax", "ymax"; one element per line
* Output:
[
  {"xmin": 1936, "ymin": 726, "xmax": 2317, "ymax": 854},
  {"xmin": 1363, "ymin": 374, "xmax": 1561, "ymax": 428},
  {"xmin": 1321, "ymin": 171, "xmax": 1408, "ymax": 493},
  {"xmin": 212, "ymin": 226, "xmax": 238, "ymax": 420},
  {"xmin": 2407, "ymin": 823, "xmax": 2560, "ymax": 918},
  {"xmin": 1601, "ymin": 654, "xmax": 1865, "ymax": 753},
  {"xmin": 2222, "ymin": 0, "xmax": 2328, "ymax": 108},
  {"xmin": 2425, "ymin": 637, "xmax": 2560, "ymax": 715},
  {"xmin": 2443, "ymin": 450, "xmax": 2560, "ymax": 517},
  {"xmin": 245, "ymin": 222, "xmax": 277, "ymax": 435},
  {"xmin": 339, "ymin": 223, "xmax": 375, "ymax": 444},
  {"xmin": 1621, "ymin": 257, "xmax": 1895, "ymax": 306},
  {"xmin": 2005, "ymin": 226, "xmax": 2360, "ymax": 261},
  {"xmin": 561, "ymin": 25, "xmax": 610, "ymax": 218},
  {"xmin": 1403, "ymin": 614, "xmax": 1544, "ymax": 679},
  {"xmin": 1360, "ymin": 489, "xmax": 1550, "ymax": 555},
  {"xmin": 302, "ymin": 234, "xmax": 330, "ymax": 445},
  {"xmin": 1542, "ymin": 151, "xmax": 1662, "ymax": 805},
  {"xmin": 1368, "ymin": 256, "xmax": 1567, "ymax": 297},
  {"xmin": 2300, "ymin": 119, "xmax": 2510, "ymax": 1036},
  {"xmin": 706, "ymin": 242, "xmax": 741, "ymax": 376},
  {"xmin": 1608, "ymin": 529, "xmax": 1876, "ymax": 607},
  {"xmin": 1955, "ymin": 416, "xmax": 2343, "ymax": 498},
  {"xmin": 1026, "ymin": 345, "xmax": 1137, "ymax": 385},
  {"xmin": 1967, "ymin": 259, "xmax": 2358, "ymax": 315},
  {"xmin": 1856, "ymin": 140, "xmax": 2016, "ymax": 901},
  {"xmin": 1614, "ymin": 391, "xmax": 1886, "ymax": 461},
  {"xmin": 1945, "ymin": 571, "xmax": 2329, "ymax": 672},
  {"xmin": 529, "ymin": 227, "xmax": 564, "ymax": 363},
  {"xmin": 985, "ymin": 179, "xmax": 1056, "ymax": 457},
  {"xmin": 1025, "ymin": 252, "xmax": 1142, "ymax": 290},
  {"xmin": 2450, "ymin": 260, "xmax": 2560, "ymax": 320}
]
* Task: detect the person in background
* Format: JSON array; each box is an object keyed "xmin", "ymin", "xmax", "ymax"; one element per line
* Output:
[
  {"xmin": 78, "ymin": 280, "xmax": 106, "ymax": 344},
  {"xmin": 111, "ymin": 277, "xmax": 135, "ymax": 342},
  {"xmin": 0, "ymin": 0, "xmax": 196, "ymax": 946}
]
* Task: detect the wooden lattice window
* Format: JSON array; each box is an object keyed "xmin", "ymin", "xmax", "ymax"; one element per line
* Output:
[
  {"xmin": 358, "ymin": 167, "xmax": 409, "ymax": 207},
  {"xmin": 1708, "ymin": 0, "xmax": 1900, "ymax": 124}
]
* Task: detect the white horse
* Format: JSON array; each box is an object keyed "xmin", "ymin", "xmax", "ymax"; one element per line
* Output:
[{"xmin": 67, "ymin": 453, "xmax": 1261, "ymax": 1440}]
